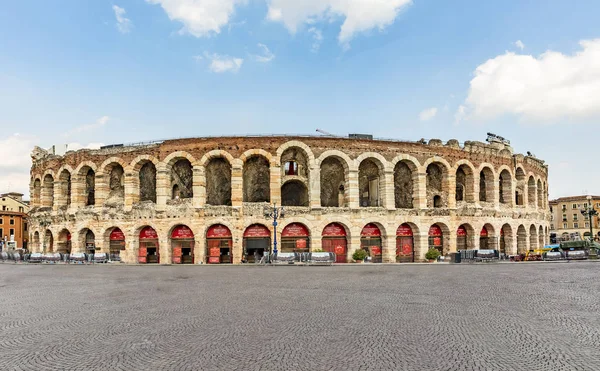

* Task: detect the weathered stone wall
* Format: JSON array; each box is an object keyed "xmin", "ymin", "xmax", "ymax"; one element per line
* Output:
[
  {"xmin": 320, "ymin": 157, "xmax": 346, "ymax": 207},
  {"xmin": 394, "ymin": 162, "xmax": 413, "ymax": 209},
  {"xmin": 243, "ymin": 156, "xmax": 270, "ymax": 203},
  {"xmin": 171, "ymin": 160, "xmax": 193, "ymax": 199},
  {"xmin": 205, "ymin": 158, "xmax": 231, "ymax": 206},
  {"xmin": 139, "ymin": 162, "xmax": 157, "ymax": 203}
]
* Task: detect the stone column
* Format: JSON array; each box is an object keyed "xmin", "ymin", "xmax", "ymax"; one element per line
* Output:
[
  {"xmin": 310, "ymin": 166, "xmax": 321, "ymax": 210},
  {"xmin": 414, "ymin": 172, "xmax": 427, "ymax": 209},
  {"xmin": 70, "ymin": 175, "xmax": 84, "ymax": 209},
  {"xmin": 493, "ymin": 177, "xmax": 500, "ymax": 210},
  {"xmin": 348, "ymin": 169, "xmax": 360, "ymax": 209},
  {"xmin": 53, "ymin": 181, "xmax": 63, "ymax": 212},
  {"xmin": 414, "ymin": 232, "xmax": 428, "ymax": 261},
  {"xmin": 447, "ymin": 174, "xmax": 456, "ymax": 209},
  {"xmin": 232, "ymin": 229, "xmax": 243, "ymax": 264},
  {"xmin": 192, "ymin": 166, "xmax": 203, "ymax": 208},
  {"xmin": 159, "ymin": 235, "xmax": 170, "ymax": 264},
  {"xmin": 156, "ymin": 169, "xmax": 169, "ymax": 211},
  {"xmin": 270, "ymin": 165, "xmax": 281, "ymax": 205},
  {"xmin": 383, "ymin": 170, "xmax": 395, "ymax": 210},
  {"xmin": 194, "ymin": 235, "xmax": 205, "ymax": 264},
  {"xmin": 124, "ymin": 171, "xmax": 136, "ymax": 211},
  {"xmin": 95, "ymin": 174, "xmax": 108, "ymax": 208},
  {"xmin": 382, "ymin": 234, "xmax": 396, "ymax": 263},
  {"xmin": 231, "ymin": 160, "xmax": 243, "ymax": 208},
  {"xmin": 310, "ymin": 235, "xmax": 322, "ymax": 252}
]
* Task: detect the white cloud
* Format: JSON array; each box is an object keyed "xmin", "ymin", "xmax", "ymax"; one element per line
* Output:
[
  {"xmin": 113, "ymin": 5, "xmax": 133, "ymax": 34},
  {"xmin": 253, "ymin": 43, "xmax": 275, "ymax": 63},
  {"xmin": 0, "ymin": 134, "xmax": 36, "ymax": 197},
  {"xmin": 514, "ymin": 40, "xmax": 525, "ymax": 50},
  {"xmin": 308, "ymin": 27, "xmax": 323, "ymax": 52},
  {"xmin": 204, "ymin": 52, "xmax": 243, "ymax": 73},
  {"xmin": 266, "ymin": 0, "xmax": 412, "ymax": 47},
  {"xmin": 63, "ymin": 116, "xmax": 110, "ymax": 138},
  {"xmin": 418, "ymin": 107, "xmax": 438, "ymax": 121},
  {"xmin": 146, "ymin": 0, "xmax": 246, "ymax": 37},
  {"xmin": 454, "ymin": 105, "xmax": 466, "ymax": 124},
  {"xmin": 459, "ymin": 39, "xmax": 600, "ymax": 122}
]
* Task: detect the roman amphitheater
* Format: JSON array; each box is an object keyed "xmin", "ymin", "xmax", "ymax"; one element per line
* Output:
[{"xmin": 28, "ymin": 135, "xmax": 550, "ymax": 264}]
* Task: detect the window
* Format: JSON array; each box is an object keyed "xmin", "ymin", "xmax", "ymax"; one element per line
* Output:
[
  {"xmin": 562, "ymin": 214, "xmax": 567, "ymax": 222},
  {"xmin": 562, "ymin": 205, "xmax": 566, "ymax": 211},
  {"xmin": 9, "ymin": 228, "xmax": 14, "ymax": 236},
  {"xmin": 0, "ymin": 228, "xmax": 2, "ymax": 238},
  {"xmin": 597, "ymin": 203, "xmax": 600, "ymax": 208},
  {"xmin": 24, "ymin": 223, "xmax": 27, "ymax": 231},
  {"xmin": 550, "ymin": 224, "xmax": 555, "ymax": 230},
  {"xmin": 573, "ymin": 214, "xmax": 578, "ymax": 221},
  {"xmin": 572, "ymin": 204, "xmax": 578, "ymax": 209},
  {"xmin": 9, "ymin": 219, "xmax": 14, "ymax": 225},
  {"xmin": 284, "ymin": 161, "xmax": 298, "ymax": 176},
  {"xmin": 18, "ymin": 207, "xmax": 23, "ymax": 212},
  {"xmin": 563, "ymin": 223, "xmax": 568, "ymax": 229},
  {"xmin": 550, "ymin": 215, "xmax": 554, "ymax": 221},
  {"xmin": 585, "ymin": 222, "xmax": 590, "ymax": 228},
  {"xmin": 0, "ymin": 219, "xmax": 2, "ymax": 224},
  {"xmin": 574, "ymin": 223, "xmax": 579, "ymax": 228},
  {"xmin": 1, "ymin": 206, "xmax": 5, "ymax": 211}
]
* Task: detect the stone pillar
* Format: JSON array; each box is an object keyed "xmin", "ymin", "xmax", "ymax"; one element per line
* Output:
[
  {"xmin": 194, "ymin": 235, "xmax": 205, "ymax": 264},
  {"xmin": 347, "ymin": 235, "xmax": 361, "ymax": 263},
  {"xmin": 95, "ymin": 174, "xmax": 108, "ymax": 208},
  {"xmin": 124, "ymin": 171, "xmax": 135, "ymax": 211},
  {"xmin": 231, "ymin": 160, "xmax": 243, "ymax": 208},
  {"xmin": 309, "ymin": 166, "xmax": 321, "ymax": 210},
  {"xmin": 447, "ymin": 174, "xmax": 456, "ymax": 209},
  {"xmin": 156, "ymin": 169, "xmax": 169, "ymax": 211},
  {"xmin": 192, "ymin": 166, "xmax": 203, "ymax": 208},
  {"xmin": 383, "ymin": 171, "xmax": 395, "ymax": 210},
  {"xmin": 53, "ymin": 181, "xmax": 63, "ymax": 211},
  {"xmin": 159, "ymin": 235, "xmax": 170, "ymax": 264},
  {"xmin": 348, "ymin": 169, "xmax": 360, "ymax": 209},
  {"xmin": 232, "ymin": 229, "xmax": 243, "ymax": 264},
  {"xmin": 70, "ymin": 175, "xmax": 84, "ymax": 209},
  {"xmin": 493, "ymin": 177, "xmax": 500, "ymax": 210},
  {"xmin": 383, "ymin": 234, "xmax": 396, "ymax": 263},
  {"xmin": 473, "ymin": 174, "xmax": 481, "ymax": 207},
  {"xmin": 310, "ymin": 235, "xmax": 322, "ymax": 252},
  {"xmin": 270, "ymin": 165, "xmax": 281, "ymax": 205},
  {"xmin": 414, "ymin": 172, "xmax": 427, "ymax": 209},
  {"xmin": 414, "ymin": 232, "xmax": 428, "ymax": 261}
]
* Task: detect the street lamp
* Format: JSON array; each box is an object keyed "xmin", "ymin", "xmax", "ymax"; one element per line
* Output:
[
  {"xmin": 580, "ymin": 195, "xmax": 597, "ymax": 242},
  {"xmin": 264, "ymin": 203, "xmax": 285, "ymax": 257}
]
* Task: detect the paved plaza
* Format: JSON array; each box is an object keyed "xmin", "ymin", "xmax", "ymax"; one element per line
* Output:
[{"xmin": 1, "ymin": 263, "xmax": 599, "ymax": 371}]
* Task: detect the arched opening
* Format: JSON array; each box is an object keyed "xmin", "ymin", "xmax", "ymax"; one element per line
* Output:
[
  {"xmin": 499, "ymin": 170, "xmax": 512, "ymax": 205},
  {"xmin": 517, "ymin": 225, "xmax": 527, "ymax": 254},
  {"xmin": 106, "ymin": 164, "xmax": 125, "ymax": 206},
  {"xmin": 320, "ymin": 156, "xmax": 347, "ymax": 207},
  {"xmin": 527, "ymin": 176, "xmax": 536, "ymax": 208},
  {"xmin": 44, "ymin": 230, "xmax": 54, "ymax": 252},
  {"xmin": 396, "ymin": 223, "xmax": 414, "ymax": 263},
  {"xmin": 206, "ymin": 224, "xmax": 233, "ymax": 264},
  {"xmin": 428, "ymin": 224, "xmax": 444, "ymax": 254},
  {"xmin": 515, "ymin": 168, "xmax": 526, "ymax": 206},
  {"xmin": 32, "ymin": 231, "xmax": 40, "ymax": 252},
  {"xmin": 360, "ymin": 223, "xmax": 382, "ymax": 263},
  {"xmin": 32, "ymin": 179, "xmax": 41, "ymax": 206},
  {"xmin": 139, "ymin": 161, "xmax": 157, "ymax": 203},
  {"xmin": 359, "ymin": 159, "xmax": 383, "ymax": 207},
  {"xmin": 479, "ymin": 167, "xmax": 494, "ymax": 203},
  {"xmin": 82, "ymin": 229, "xmax": 96, "ymax": 254},
  {"xmin": 42, "ymin": 174, "xmax": 54, "ymax": 208},
  {"xmin": 205, "ymin": 158, "xmax": 232, "ymax": 205},
  {"xmin": 57, "ymin": 229, "xmax": 71, "ymax": 254},
  {"xmin": 479, "ymin": 226, "xmax": 489, "ymax": 249},
  {"xmin": 322, "ymin": 223, "xmax": 347, "ymax": 263},
  {"xmin": 529, "ymin": 224, "xmax": 538, "ymax": 252},
  {"xmin": 108, "ymin": 227, "xmax": 125, "ymax": 261},
  {"xmin": 537, "ymin": 179, "xmax": 543, "ymax": 209},
  {"xmin": 82, "ymin": 167, "xmax": 96, "ymax": 206},
  {"xmin": 138, "ymin": 227, "xmax": 159, "ymax": 264},
  {"xmin": 457, "ymin": 225, "xmax": 467, "ymax": 250},
  {"xmin": 281, "ymin": 147, "xmax": 309, "ymax": 178},
  {"xmin": 171, "ymin": 225, "xmax": 195, "ymax": 264},
  {"xmin": 455, "ymin": 165, "xmax": 474, "ymax": 203},
  {"xmin": 394, "ymin": 161, "xmax": 414, "ymax": 209},
  {"xmin": 243, "ymin": 224, "xmax": 271, "ymax": 263},
  {"xmin": 500, "ymin": 224, "xmax": 513, "ymax": 255},
  {"xmin": 170, "ymin": 159, "xmax": 193, "ymax": 200},
  {"xmin": 427, "ymin": 163, "xmax": 448, "ymax": 208},
  {"xmin": 538, "ymin": 225, "xmax": 544, "ymax": 249},
  {"xmin": 281, "ymin": 223, "xmax": 310, "ymax": 253},
  {"xmin": 59, "ymin": 170, "xmax": 72, "ymax": 207},
  {"xmin": 281, "ymin": 180, "xmax": 309, "ymax": 206},
  {"xmin": 243, "ymin": 156, "xmax": 270, "ymax": 203}
]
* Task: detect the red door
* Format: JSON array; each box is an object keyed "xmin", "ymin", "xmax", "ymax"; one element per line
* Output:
[
  {"xmin": 138, "ymin": 247, "xmax": 147, "ymax": 263},
  {"xmin": 322, "ymin": 238, "xmax": 347, "ymax": 263}
]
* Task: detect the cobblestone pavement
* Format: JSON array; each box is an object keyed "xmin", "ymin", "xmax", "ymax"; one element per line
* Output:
[{"xmin": 1, "ymin": 263, "xmax": 600, "ymax": 371}]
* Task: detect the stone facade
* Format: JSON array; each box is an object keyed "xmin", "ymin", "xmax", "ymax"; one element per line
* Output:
[{"xmin": 27, "ymin": 136, "xmax": 550, "ymax": 263}]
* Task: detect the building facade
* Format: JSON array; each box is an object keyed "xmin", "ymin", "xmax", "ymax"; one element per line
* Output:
[
  {"xmin": 28, "ymin": 135, "xmax": 550, "ymax": 263},
  {"xmin": 549, "ymin": 195, "xmax": 600, "ymax": 240},
  {"xmin": 0, "ymin": 192, "xmax": 30, "ymax": 249}
]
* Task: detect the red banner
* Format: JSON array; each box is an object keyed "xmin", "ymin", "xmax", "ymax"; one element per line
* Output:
[
  {"xmin": 67, "ymin": 232, "xmax": 71, "ymax": 241},
  {"xmin": 433, "ymin": 237, "xmax": 442, "ymax": 246},
  {"xmin": 140, "ymin": 227, "xmax": 158, "ymax": 240},
  {"xmin": 334, "ymin": 245, "xmax": 345, "ymax": 255},
  {"xmin": 138, "ymin": 247, "xmax": 147, "ymax": 257},
  {"xmin": 402, "ymin": 243, "xmax": 412, "ymax": 255},
  {"xmin": 371, "ymin": 246, "xmax": 381, "ymax": 255},
  {"xmin": 243, "ymin": 224, "xmax": 271, "ymax": 238},
  {"xmin": 110, "ymin": 228, "xmax": 125, "ymax": 241},
  {"xmin": 396, "ymin": 224, "xmax": 413, "ymax": 237},
  {"xmin": 282, "ymin": 223, "xmax": 309, "ymax": 237},
  {"xmin": 295, "ymin": 239, "xmax": 307, "ymax": 249},
  {"xmin": 323, "ymin": 223, "xmax": 347, "ymax": 237},
  {"xmin": 172, "ymin": 247, "xmax": 182, "ymax": 257},
  {"xmin": 480, "ymin": 227, "xmax": 488, "ymax": 237},
  {"xmin": 361, "ymin": 223, "xmax": 381, "ymax": 237},
  {"xmin": 429, "ymin": 225, "xmax": 442, "ymax": 237},
  {"xmin": 209, "ymin": 247, "xmax": 221, "ymax": 257},
  {"xmin": 171, "ymin": 226, "xmax": 194, "ymax": 239},
  {"xmin": 207, "ymin": 224, "xmax": 232, "ymax": 238},
  {"xmin": 457, "ymin": 226, "xmax": 467, "ymax": 237}
]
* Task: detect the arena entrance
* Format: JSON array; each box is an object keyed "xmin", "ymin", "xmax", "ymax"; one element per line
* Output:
[
  {"xmin": 109, "ymin": 228, "xmax": 125, "ymax": 261},
  {"xmin": 281, "ymin": 223, "xmax": 310, "ymax": 253},
  {"xmin": 457, "ymin": 225, "xmax": 467, "ymax": 250},
  {"xmin": 428, "ymin": 225, "xmax": 443, "ymax": 254},
  {"xmin": 171, "ymin": 225, "xmax": 195, "ymax": 264},
  {"xmin": 396, "ymin": 223, "xmax": 414, "ymax": 263},
  {"xmin": 139, "ymin": 227, "xmax": 159, "ymax": 264},
  {"xmin": 206, "ymin": 224, "xmax": 233, "ymax": 264},
  {"xmin": 479, "ymin": 226, "xmax": 489, "ymax": 250},
  {"xmin": 360, "ymin": 223, "xmax": 382, "ymax": 263},
  {"xmin": 84, "ymin": 230, "xmax": 95, "ymax": 255},
  {"xmin": 322, "ymin": 223, "xmax": 347, "ymax": 263},
  {"xmin": 57, "ymin": 229, "xmax": 71, "ymax": 254},
  {"xmin": 243, "ymin": 224, "xmax": 270, "ymax": 263}
]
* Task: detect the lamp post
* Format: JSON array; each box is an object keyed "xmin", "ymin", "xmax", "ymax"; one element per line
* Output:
[
  {"xmin": 264, "ymin": 203, "xmax": 285, "ymax": 257},
  {"xmin": 580, "ymin": 195, "xmax": 597, "ymax": 242}
]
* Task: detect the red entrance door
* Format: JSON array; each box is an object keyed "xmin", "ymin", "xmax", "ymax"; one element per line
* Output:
[
  {"xmin": 361, "ymin": 223, "xmax": 382, "ymax": 262},
  {"xmin": 281, "ymin": 223, "xmax": 310, "ymax": 253},
  {"xmin": 206, "ymin": 224, "xmax": 233, "ymax": 264},
  {"xmin": 171, "ymin": 225, "xmax": 195, "ymax": 264},
  {"xmin": 322, "ymin": 223, "xmax": 347, "ymax": 263},
  {"xmin": 139, "ymin": 227, "xmax": 159, "ymax": 264},
  {"xmin": 396, "ymin": 223, "xmax": 414, "ymax": 262}
]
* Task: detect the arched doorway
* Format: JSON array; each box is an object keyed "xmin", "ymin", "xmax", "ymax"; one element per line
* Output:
[
  {"xmin": 44, "ymin": 230, "xmax": 54, "ymax": 252},
  {"xmin": 322, "ymin": 223, "xmax": 347, "ymax": 263},
  {"xmin": 206, "ymin": 224, "xmax": 233, "ymax": 264},
  {"xmin": 281, "ymin": 223, "xmax": 310, "ymax": 253},
  {"xmin": 84, "ymin": 230, "xmax": 95, "ymax": 255},
  {"xmin": 456, "ymin": 225, "xmax": 467, "ymax": 250},
  {"xmin": 360, "ymin": 223, "xmax": 382, "ymax": 263},
  {"xmin": 243, "ymin": 224, "xmax": 271, "ymax": 263},
  {"xmin": 57, "ymin": 229, "xmax": 71, "ymax": 254},
  {"xmin": 139, "ymin": 227, "xmax": 159, "ymax": 263},
  {"xmin": 480, "ymin": 226, "xmax": 489, "ymax": 249},
  {"xmin": 517, "ymin": 225, "xmax": 527, "ymax": 254},
  {"xmin": 428, "ymin": 225, "xmax": 443, "ymax": 254},
  {"xmin": 171, "ymin": 225, "xmax": 195, "ymax": 264},
  {"xmin": 396, "ymin": 223, "xmax": 414, "ymax": 263},
  {"xmin": 109, "ymin": 228, "xmax": 125, "ymax": 261}
]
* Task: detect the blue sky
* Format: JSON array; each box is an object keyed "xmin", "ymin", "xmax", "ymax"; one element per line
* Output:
[{"xmin": 1, "ymin": 0, "xmax": 600, "ymax": 199}]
